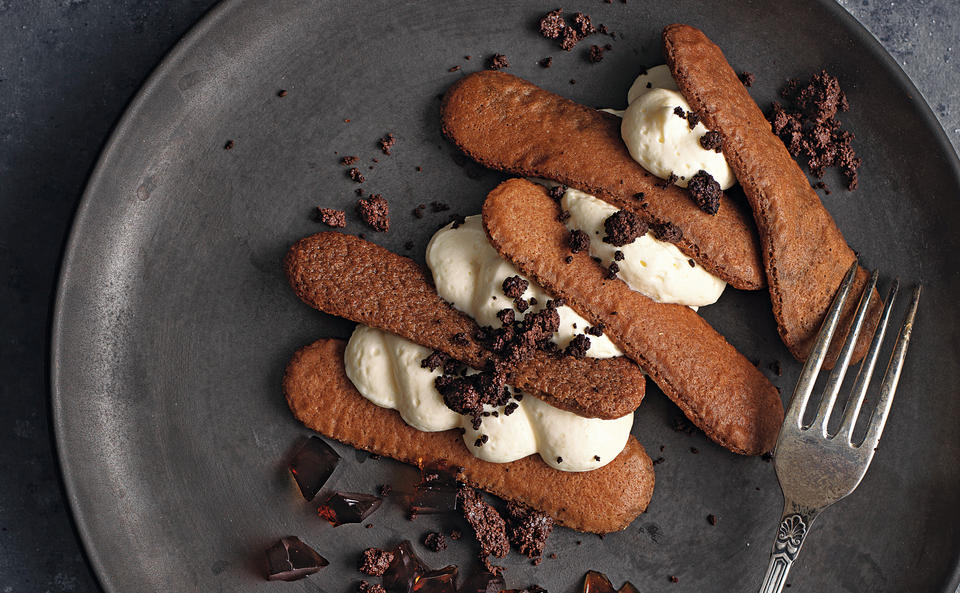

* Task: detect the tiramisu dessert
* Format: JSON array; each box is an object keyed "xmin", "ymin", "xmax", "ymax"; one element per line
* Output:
[{"xmin": 274, "ymin": 19, "xmax": 877, "ymax": 587}]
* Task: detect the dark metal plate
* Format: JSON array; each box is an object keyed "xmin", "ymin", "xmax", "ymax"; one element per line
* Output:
[{"xmin": 51, "ymin": 1, "xmax": 960, "ymax": 591}]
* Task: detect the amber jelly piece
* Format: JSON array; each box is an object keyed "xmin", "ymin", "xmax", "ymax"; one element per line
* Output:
[
  {"xmin": 317, "ymin": 491, "xmax": 382, "ymax": 526},
  {"xmin": 459, "ymin": 571, "xmax": 505, "ymax": 593},
  {"xmin": 382, "ymin": 541, "xmax": 427, "ymax": 593},
  {"xmin": 289, "ymin": 436, "xmax": 341, "ymax": 501},
  {"xmin": 265, "ymin": 536, "xmax": 329, "ymax": 581},
  {"xmin": 582, "ymin": 571, "xmax": 616, "ymax": 593},
  {"xmin": 413, "ymin": 565, "xmax": 458, "ymax": 593},
  {"xmin": 410, "ymin": 466, "xmax": 460, "ymax": 514}
]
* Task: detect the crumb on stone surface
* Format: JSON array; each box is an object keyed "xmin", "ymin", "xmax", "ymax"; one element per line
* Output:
[
  {"xmin": 424, "ymin": 531, "xmax": 447, "ymax": 552},
  {"xmin": 378, "ymin": 133, "xmax": 396, "ymax": 155},
  {"xmin": 356, "ymin": 194, "xmax": 389, "ymax": 231},
  {"xmin": 739, "ymin": 71, "xmax": 755, "ymax": 87},
  {"xmin": 316, "ymin": 207, "xmax": 346, "ymax": 228},
  {"xmin": 488, "ymin": 53, "xmax": 510, "ymax": 70},
  {"xmin": 358, "ymin": 548, "xmax": 393, "ymax": 576}
]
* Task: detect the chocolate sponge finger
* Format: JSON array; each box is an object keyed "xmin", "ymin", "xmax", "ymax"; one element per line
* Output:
[
  {"xmin": 440, "ymin": 70, "xmax": 765, "ymax": 291},
  {"xmin": 662, "ymin": 24, "xmax": 881, "ymax": 366},
  {"xmin": 283, "ymin": 232, "xmax": 645, "ymax": 420},
  {"xmin": 284, "ymin": 339, "xmax": 654, "ymax": 534},
  {"xmin": 482, "ymin": 179, "xmax": 783, "ymax": 455}
]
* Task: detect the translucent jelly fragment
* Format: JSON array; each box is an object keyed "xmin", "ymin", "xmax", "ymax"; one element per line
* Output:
[
  {"xmin": 265, "ymin": 536, "xmax": 329, "ymax": 581},
  {"xmin": 317, "ymin": 491, "xmax": 382, "ymax": 526},
  {"xmin": 413, "ymin": 565, "xmax": 458, "ymax": 593},
  {"xmin": 459, "ymin": 570, "xmax": 505, "ymax": 593},
  {"xmin": 289, "ymin": 436, "xmax": 341, "ymax": 501},
  {"xmin": 382, "ymin": 540, "xmax": 427, "ymax": 593},
  {"xmin": 409, "ymin": 465, "xmax": 459, "ymax": 515},
  {"xmin": 582, "ymin": 571, "xmax": 616, "ymax": 593},
  {"xmin": 618, "ymin": 581, "xmax": 640, "ymax": 593}
]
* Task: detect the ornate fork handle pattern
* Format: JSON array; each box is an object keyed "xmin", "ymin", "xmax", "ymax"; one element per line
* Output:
[{"xmin": 759, "ymin": 507, "xmax": 819, "ymax": 593}]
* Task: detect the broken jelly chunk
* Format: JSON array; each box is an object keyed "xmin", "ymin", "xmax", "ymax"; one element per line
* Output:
[
  {"xmin": 265, "ymin": 536, "xmax": 329, "ymax": 581},
  {"xmin": 459, "ymin": 570, "xmax": 505, "ymax": 593},
  {"xmin": 289, "ymin": 436, "xmax": 341, "ymax": 501},
  {"xmin": 317, "ymin": 491, "xmax": 382, "ymax": 526},
  {"xmin": 382, "ymin": 540, "xmax": 427, "ymax": 593},
  {"xmin": 582, "ymin": 570, "xmax": 638, "ymax": 593},
  {"xmin": 409, "ymin": 465, "xmax": 460, "ymax": 515},
  {"xmin": 413, "ymin": 565, "xmax": 458, "ymax": 593}
]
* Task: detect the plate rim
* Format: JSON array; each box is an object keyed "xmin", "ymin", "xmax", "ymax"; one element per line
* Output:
[{"xmin": 48, "ymin": 1, "xmax": 960, "ymax": 591}]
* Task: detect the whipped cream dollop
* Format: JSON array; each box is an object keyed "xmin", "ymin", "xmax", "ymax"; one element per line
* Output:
[
  {"xmin": 619, "ymin": 64, "xmax": 735, "ymax": 190},
  {"xmin": 562, "ymin": 189, "xmax": 726, "ymax": 306},
  {"xmin": 426, "ymin": 215, "xmax": 623, "ymax": 358},
  {"xmin": 344, "ymin": 324, "xmax": 633, "ymax": 472}
]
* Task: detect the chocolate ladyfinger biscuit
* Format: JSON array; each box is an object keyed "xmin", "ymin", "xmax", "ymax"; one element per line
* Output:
[
  {"xmin": 283, "ymin": 232, "xmax": 645, "ymax": 419},
  {"xmin": 662, "ymin": 24, "xmax": 881, "ymax": 366},
  {"xmin": 440, "ymin": 70, "xmax": 765, "ymax": 291},
  {"xmin": 482, "ymin": 179, "xmax": 783, "ymax": 455},
  {"xmin": 284, "ymin": 339, "xmax": 654, "ymax": 533}
]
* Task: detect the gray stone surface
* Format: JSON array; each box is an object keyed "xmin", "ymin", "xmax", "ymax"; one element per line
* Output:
[{"xmin": 0, "ymin": 1, "xmax": 956, "ymax": 592}]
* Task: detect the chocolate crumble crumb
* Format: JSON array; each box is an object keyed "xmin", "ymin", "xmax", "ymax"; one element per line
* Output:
[
  {"xmin": 688, "ymin": 259, "xmax": 695, "ymax": 267},
  {"xmin": 547, "ymin": 185, "xmax": 567, "ymax": 201},
  {"xmin": 673, "ymin": 106, "xmax": 686, "ymax": 119},
  {"xmin": 450, "ymin": 529, "xmax": 462, "ymax": 540},
  {"xmin": 449, "ymin": 65, "xmax": 462, "ymax": 72},
  {"xmin": 539, "ymin": 57, "xmax": 553, "ymax": 68},
  {"xmin": 614, "ymin": 250, "xmax": 624, "ymax": 261},
  {"xmin": 556, "ymin": 456, "xmax": 563, "ymax": 463},
  {"xmin": 565, "ymin": 334, "xmax": 591, "ymax": 358},
  {"xmin": 568, "ymin": 229, "xmax": 591, "ymax": 254},
  {"xmin": 421, "ymin": 350, "xmax": 450, "ymax": 372},
  {"xmin": 593, "ymin": 455, "xmax": 600, "ymax": 461},
  {"xmin": 277, "ymin": 89, "xmax": 288, "ymax": 97},
  {"xmin": 348, "ymin": 167, "xmax": 365, "ymax": 183},
  {"xmin": 223, "ymin": 139, "xmax": 234, "ymax": 150},
  {"xmin": 378, "ymin": 133, "xmax": 396, "ymax": 155},
  {"xmin": 606, "ymin": 262, "xmax": 620, "ymax": 279},
  {"xmin": 686, "ymin": 110, "xmax": 701, "ymax": 129},
  {"xmin": 497, "ymin": 308, "xmax": 516, "ymax": 326},
  {"xmin": 707, "ymin": 514, "xmax": 718, "ymax": 526},
  {"xmin": 700, "ymin": 130, "xmax": 723, "ymax": 153},
  {"xmin": 341, "ymin": 155, "xmax": 359, "ymax": 165},
  {"xmin": 585, "ymin": 322, "xmax": 605, "ymax": 337},
  {"xmin": 557, "ymin": 209, "xmax": 571, "ymax": 223},
  {"xmin": 316, "ymin": 207, "xmax": 346, "ymax": 228},
  {"xmin": 458, "ymin": 486, "xmax": 509, "ymax": 574},
  {"xmin": 655, "ymin": 172, "xmax": 679, "ymax": 189},
  {"xmin": 653, "ymin": 456, "xmax": 665, "ymax": 465},
  {"xmin": 690, "ymin": 447, "xmax": 699, "ymax": 454},
  {"xmin": 430, "ymin": 201, "xmax": 450, "ymax": 212},
  {"xmin": 603, "ymin": 209, "xmax": 648, "ymax": 246},
  {"xmin": 572, "ymin": 12, "xmax": 596, "ymax": 37},
  {"xmin": 514, "ymin": 297, "xmax": 529, "ymax": 312},
  {"xmin": 506, "ymin": 502, "xmax": 554, "ymax": 558},
  {"xmin": 424, "ymin": 532, "xmax": 447, "ymax": 552},
  {"xmin": 688, "ymin": 170, "xmax": 721, "ymax": 215},
  {"xmin": 652, "ymin": 221, "xmax": 683, "ymax": 243},
  {"xmin": 502, "ymin": 275, "xmax": 529, "ymax": 299},
  {"xmin": 739, "ymin": 71, "xmax": 755, "ymax": 87},
  {"xmin": 569, "ymin": 78, "xmax": 577, "ymax": 84},
  {"xmin": 588, "ymin": 44, "xmax": 609, "ymax": 63},
  {"xmin": 413, "ymin": 204, "xmax": 426, "ymax": 218},
  {"xmin": 488, "ymin": 53, "xmax": 510, "ymax": 70},
  {"xmin": 504, "ymin": 402, "xmax": 518, "ymax": 416},
  {"xmin": 359, "ymin": 582, "xmax": 385, "ymax": 593},
  {"xmin": 356, "ymin": 194, "xmax": 389, "ymax": 231},
  {"xmin": 378, "ymin": 484, "xmax": 392, "ymax": 497},
  {"xmin": 669, "ymin": 576, "xmax": 679, "ymax": 584},
  {"xmin": 359, "ymin": 548, "xmax": 394, "ymax": 576},
  {"xmin": 539, "ymin": 9, "xmax": 566, "ymax": 39}
]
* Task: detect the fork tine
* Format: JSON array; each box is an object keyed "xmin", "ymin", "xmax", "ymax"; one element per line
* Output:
[
  {"xmin": 783, "ymin": 261, "xmax": 859, "ymax": 430},
  {"xmin": 814, "ymin": 269, "xmax": 880, "ymax": 436},
  {"xmin": 838, "ymin": 279, "xmax": 899, "ymax": 443},
  {"xmin": 860, "ymin": 284, "xmax": 921, "ymax": 450}
]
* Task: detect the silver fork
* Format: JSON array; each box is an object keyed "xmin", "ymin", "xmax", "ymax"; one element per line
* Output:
[{"xmin": 758, "ymin": 261, "xmax": 922, "ymax": 593}]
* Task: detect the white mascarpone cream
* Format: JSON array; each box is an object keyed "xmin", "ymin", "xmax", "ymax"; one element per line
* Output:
[
  {"xmin": 426, "ymin": 215, "xmax": 623, "ymax": 358},
  {"xmin": 561, "ymin": 188, "xmax": 726, "ymax": 307},
  {"xmin": 617, "ymin": 64, "xmax": 736, "ymax": 190},
  {"xmin": 344, "ymin": 324, "xmax": 633, "ymax": 472}
]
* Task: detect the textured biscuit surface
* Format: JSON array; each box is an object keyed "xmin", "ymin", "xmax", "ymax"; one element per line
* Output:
[
  {"xmin": 663, "ymin": 24, "xmax": 881, "ymax": 365},
  {"xmin": 283, "ymin": 339, "xmax": 655, "ymax": 533},
  {"xmin": 283, "ymin": 232, "xmax": 645, "ymax": 419},
  {"xmin": 482, "ymin": 179, "xmax": 783, "ymax": 455},
  {"xmin": 440, "ymin": 70, "xmax": 765, "ymax": 291}
]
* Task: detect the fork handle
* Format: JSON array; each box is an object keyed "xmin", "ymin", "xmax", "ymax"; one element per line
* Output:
[{"xmin": 758, "ymin": 507, "xmax": 819, "ymax": 593}]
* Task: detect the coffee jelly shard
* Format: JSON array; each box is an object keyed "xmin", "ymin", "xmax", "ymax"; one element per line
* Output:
[
  {"xmin": 289, "ymin": 436, "xmax": 341, "ymax": 501},
  {"xmin": 382, "ymin": 540, "xmax": 428, "ymax": 593},
  {"xmin": 413, "ymin": 565, "xmax": 458, "ymax": 593},
  {"xmin": 410, "ymin": 464, "xmax": 460, "ymax": 515},
  {"xmin": 265, "ymin": 536, "xmax": 329, "ymax": 581},
  {"xmin": 317, "ymin": 491, "xmax": 382, "ymax": 526}
]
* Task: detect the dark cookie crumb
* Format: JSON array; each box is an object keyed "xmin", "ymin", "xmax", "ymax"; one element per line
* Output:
[
  {"xmin": 556, "ymin": 456, "xmax": 563, "ymax": 463},
  {"xmin": 572, "ymin": 12, "xmax": 596, "ymax": 37},
  {"xmin": 651, "ymin": 221, "xmax": 683, "ymax": 243},
  {"xmin": 348, "ymin": 167, "xmax": 366, "ymax": 183},
  {"xmin": 547, "ymin": 184, "xmax": 567, "ymax": 201},
  {"xmin": 769, "ymin": 70, "xmax": 860, "ymax": 189},
  {"xmin": 769, "ymin": 360, "xmax": 782, "ymax": 376},
  {"xmin": 690, "ymin": 447, "xmax": 699, "ymax": 454},
  {"xmin": 699, "ymin": 130, "xmax": 723, "ymax": 153},
  {"xmin": 506, "ymin": 502, "xmax": 554, "ymax": 559},
  {"xmin": 655, "ymin": 172, "xmax": 679, "ymax": 189},
  {"xmin": 430, "ymin": 201, "xmax": 450, "ymax": 213},
  {"xmin": 514, "ymin": 297, "xmax": 529, "ymax": 312},
  {"xmin": 739, "ymin": 71, "xmax": 755, "ymax": 87},
  {"xmin": 762, "ymin": 451, "xmax": 774, "ymax": 462},
  {"xmin": 449, "ymin": 65, "xmax": 462, "ymax": 72},
  {"xmin": 223, "ymin": 139, "xmax": 234, "ymax": 150},
  {"xmin": 603, "ymin": 209, "xmax": 648, "ymax": 246},
  {"xmin": 424, "ymin": 532, "xmax": 447, "ymax": 552},
  {"xmin": 613, "ymin": 250, "xmax": 624, "ymax": 261},
  {"xmin": 378, "ymin": 133, "xmax": 396, "ymax": 155},
  {"xmin": 413, "ymin": 204, "xmax": 426, "ymax": 218},
  {"xmin": 340, "ymin": 155, "xmax": 359, "ymax": 165},
  {"xmin": 316, "ymin": 207, "xmax": 346, "ymax": 228},
  {"xmin": 488, "ymin": 53, "xmax": 510, "ymax": 70},
  {"xmin": 588, "ymin": 44, "xmax": 608, "ymax": 63},
  {"xmin": 450, "ymin": 529, "xmax": 462, "ymax": 540},
  {"xmin": 497, "ymin": 308, "xmax": 516, "ymax": 326},
  {"xmin": 556, "ymin": 209, "xmax": 571, "ymax": 223},
  {"xmin": 707, "ymin": 514, "xmax": 718, "ymax": 526},
  {"xmin": 652, "ymin": 456, "xmax": 665, "ymax": 465},
  {"xmin": 606, "ymin": 262, "xmax": 620, "ymax": 279},
  {"xmin": 378, "ymin": 484, "xmax": 392, "ymax": 497},
  {"xmin": 585, "ymin": 322, "xmax": 605, "ymax": 337},
  {"xmin": 277, "ymin": 89, "xmax": 288, "ymax": 97},
  {"xmin": 358, "ymin": 548, "xmax": 394, "ymax": 576},
  {"xmin": 538, "ymin": 9, "xmax": 566, "ymax": 39},
  {"xmin": 669, "ymin": 576, "xmax": 679, "ymax": 584},
  {"xmin": 356, "ymin": 194, "xmax": 389, "ymax": 231},
  {"xmin": 673, "ymin": 106, "xmax": 686, "ymax": 119},
  {"xmin": 568, "ymin": 229, "xmax": 591, "ymax": 254},
  {"xmin": 421, "ymin": 350, "xmax": 450, "ymax": 372},
  {"xmin": 539, "ymin": 57, "xmax": 553, "ymax": 68},
  {"xmin": 502, "ymin": 276, "xmax": 529, "ymax": 299},
  {"xmin": 504, "ymin": 402, "xmax": 519, "ymax": 416},
  {"xmin": 564, "ymin": 255, "xmax": 573, "ymax": 264},
  {"xmin": 687, "ymin": 170, "xmax": 721, "ymax": 215},
  {"xmin": 688, "ymin": 259, "xmax": 695, "ymax": 267},
  {"xmin": 458, "ymin": 486, "xmax": 509, "ymax": 574},
  {"xmin": 564, "ymin": 334, "xmax": 591, "ymax": 358},
  {"xmin": 359, "ymin": 581, "xmax": 386, "ymax": 593}
]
